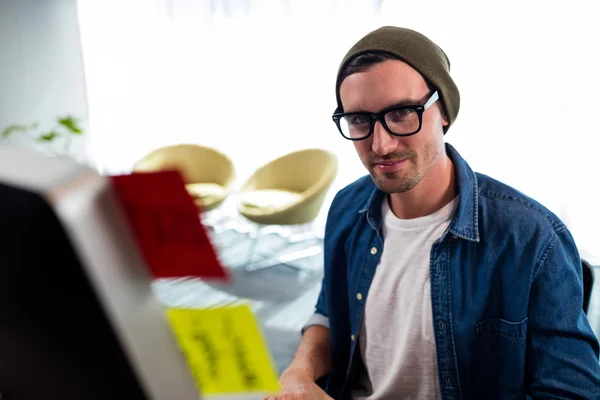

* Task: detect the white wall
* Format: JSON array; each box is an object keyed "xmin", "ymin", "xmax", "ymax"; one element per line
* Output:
[{"xmin": 0, "ymin": 0, "xmax": 89, "ymax": 161}]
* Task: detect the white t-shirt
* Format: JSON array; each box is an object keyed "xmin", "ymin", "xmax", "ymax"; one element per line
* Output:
[
  {"xmin": 305, "ymin": 196, "xmax": 459, "ymax": 399},
  {"xmin": 351, "ymin": 196, "xmax": 458, "ymax": 400}
]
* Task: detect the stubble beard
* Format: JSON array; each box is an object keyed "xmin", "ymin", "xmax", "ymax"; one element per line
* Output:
[{"xmin": 370, "ymin": 139, "xmax": 442, "ymax": 194}]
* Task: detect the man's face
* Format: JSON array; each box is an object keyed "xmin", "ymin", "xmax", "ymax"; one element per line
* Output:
[{"xmin": 339, "ymin": 60, "xmax": 448, "ymax": 194}]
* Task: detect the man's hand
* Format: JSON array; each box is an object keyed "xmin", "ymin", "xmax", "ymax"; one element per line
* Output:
[{"xmin": 263, "ymin": 367, "xmax": 333, "ymax": 400}]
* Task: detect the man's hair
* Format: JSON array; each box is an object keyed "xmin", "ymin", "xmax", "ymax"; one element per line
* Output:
[
  {"xmin": 339, "ymin": 52, "xmax": 399, "ymax": 83},
  {"xmin": 338, "ymin": 51, "xmax": 439, "ymax": 110}
]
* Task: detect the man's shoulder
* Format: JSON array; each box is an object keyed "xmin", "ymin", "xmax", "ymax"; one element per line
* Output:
[{"xmin": 475, "ymin": 172, "xmax": 566, "ymax": 233}]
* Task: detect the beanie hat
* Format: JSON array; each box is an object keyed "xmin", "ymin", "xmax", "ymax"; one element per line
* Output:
[{"xmin": 335, "ymin": 26, "xmax": 460, "ymax": 132}]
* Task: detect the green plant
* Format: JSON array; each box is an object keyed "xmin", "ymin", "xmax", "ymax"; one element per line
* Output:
[{"xmin": 1, "ymin": 115, "xmax": 84, "ymax": 155}]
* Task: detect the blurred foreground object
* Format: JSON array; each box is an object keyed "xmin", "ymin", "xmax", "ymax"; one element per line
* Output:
[
  {"xmin": 0, "ymin": 145, "xmax": 201, "ymax": 400},
  {"xmin": 111, "ymin": 170, "xmax": 227, "ymax": 280},
  {"xmin": 167, "ymin": 304, "xmax": 280, "ymax": 398}
]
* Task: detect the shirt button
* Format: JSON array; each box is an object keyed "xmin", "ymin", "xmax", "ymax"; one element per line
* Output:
[
  {"xmin": 351, "ymin": 334, "xmax": 356, "ymax": 341},
  {"xmin": 452, "ymin": 235, "xmax": 458, "ymax": 239},
  {"xmin": 439, "ymin": 320, "xmax": 445, "ymax": 330},
  {"xmin": 356, "ymin": 293, "xmax": 363, "ymax": 301},
  {"xmin": 370, "ymin": 247, "xmax": 378, "ymax": 255}
]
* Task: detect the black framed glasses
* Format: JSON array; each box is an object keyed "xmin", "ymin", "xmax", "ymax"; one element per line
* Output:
[{"xmin": 332, "ymin": 91, "xmax": 439, "ymax": 140}]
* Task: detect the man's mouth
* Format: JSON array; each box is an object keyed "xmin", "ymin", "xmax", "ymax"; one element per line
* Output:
[{"xmin": 373, "ymin": 159, "xmax": 408, "ymax": 172}]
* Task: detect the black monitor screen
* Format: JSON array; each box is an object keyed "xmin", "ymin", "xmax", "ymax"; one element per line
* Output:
[{"xmin": 0, "ymin": 182, "xmax": 148, "ymax": 400}]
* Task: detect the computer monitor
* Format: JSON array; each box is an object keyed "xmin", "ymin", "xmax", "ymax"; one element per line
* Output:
[{"xmin": 0, "ymin": 145, "xmax": 201, "ymax": 400}]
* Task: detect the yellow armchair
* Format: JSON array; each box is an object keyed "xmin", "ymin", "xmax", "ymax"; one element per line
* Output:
[
  {"xmin": 133, "ymin": 144, "xmax": 235, "ymax": 212},
  {"xmin": 237, "ymin": 148, "xmax": 338, "ymax": 225},
  {"xmin": 236, "ymin": 148, "xmax": 338, "ymax": 272}
]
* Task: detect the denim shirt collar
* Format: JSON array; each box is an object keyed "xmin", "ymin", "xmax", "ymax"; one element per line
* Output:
[{"xmin": 358, "ymin": 142, "xmax": 480, "ymax": 242}]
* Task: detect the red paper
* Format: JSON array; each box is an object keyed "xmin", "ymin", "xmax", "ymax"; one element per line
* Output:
[{"xmin": 110, "ymin": 170, "xmax": 228, "ymax": 280}]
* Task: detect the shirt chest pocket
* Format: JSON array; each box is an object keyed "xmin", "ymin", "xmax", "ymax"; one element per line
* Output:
[{"xmin": 476, "ymin": 317, "xmax": 528, "ymax": 397}]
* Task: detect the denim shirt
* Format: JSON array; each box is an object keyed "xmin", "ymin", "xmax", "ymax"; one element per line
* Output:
[{"xmin": 315, "ymin": 143, "xmax": 600, "ymax": 400}]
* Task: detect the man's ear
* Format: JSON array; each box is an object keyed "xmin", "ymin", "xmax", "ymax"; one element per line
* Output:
[
  {"xmin": 442, "ymin": 113, "xmax": 449, "ymax": 127},
  {"xmin": 437, "ymin": 102, "xmax": 449, "ymax": 127}
]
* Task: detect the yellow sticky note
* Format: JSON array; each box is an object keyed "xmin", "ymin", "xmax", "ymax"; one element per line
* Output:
[{"xmin": 166, "ymin": 304, "xmax": 280, "ymax": 396}]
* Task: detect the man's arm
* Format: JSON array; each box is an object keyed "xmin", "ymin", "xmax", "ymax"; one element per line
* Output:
[
  {"xmin": 284, "ymin": 324, "xmax": 332, "ymax": 381},
  {"xmin": 527, "ymin": 227, "xmax": 600, "ymax": 398},
  {"xmin": 264, "ymin": 324, "xmax": 333, "ymax": 400}
]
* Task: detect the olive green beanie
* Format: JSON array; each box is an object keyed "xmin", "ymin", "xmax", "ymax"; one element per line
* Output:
[{"xmin": 335, "ymin": 26, "xmax": 460, "ymax": 132}]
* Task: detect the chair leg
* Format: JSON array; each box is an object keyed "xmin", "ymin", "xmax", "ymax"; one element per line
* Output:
[
  {"xmin": 244, "ymin": 245, "xmax": 322, "ymax": 272},
  {"xmin": 204, "ymin": 214, "xmax": 257, "ymax": 251},
  {"xmin": 244, "ymin": 225, "xmax": 262, "ymax": 265},
  {"xmin": 241, "ymin": 222, "xmax": 326, "ymax": 272},
  {"xmin": 204, "ymin": 213, "xmax": 252, "ymax": 235},
  {"xmin": 284, "ymin": 222, "xmax": 324, "ymax": 244},
  {"xmin": 287, "ymin": 231, "xmax": 324, "ymax": 244}
]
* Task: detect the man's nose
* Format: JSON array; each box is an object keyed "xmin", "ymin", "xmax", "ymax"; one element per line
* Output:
[{"xmin": 371, "ymin": 121, "xmax": 396, "ymax": 156}]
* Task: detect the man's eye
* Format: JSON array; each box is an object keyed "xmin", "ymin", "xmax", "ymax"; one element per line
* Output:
[
  {"xmin": 348, "ymin": 115, "xmax": 370, "ymax": 125},
  {"xmin": 386, "ymin": 108, "xmax": 415, "ymax": 123},
  {"xmin": 392, "ymin": 108, "xmax": 413, "ymax": 117}
]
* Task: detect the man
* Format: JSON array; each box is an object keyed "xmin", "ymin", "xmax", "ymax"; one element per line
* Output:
[{"xmin": 265, "ymin": 26, "xmax": 600, "ymax": 400}]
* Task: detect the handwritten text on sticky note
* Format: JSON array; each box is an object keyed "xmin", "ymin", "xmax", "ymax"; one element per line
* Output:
[{"xmin": 167, "ymin": 304, "xmax": 279, "ymax": 396}]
